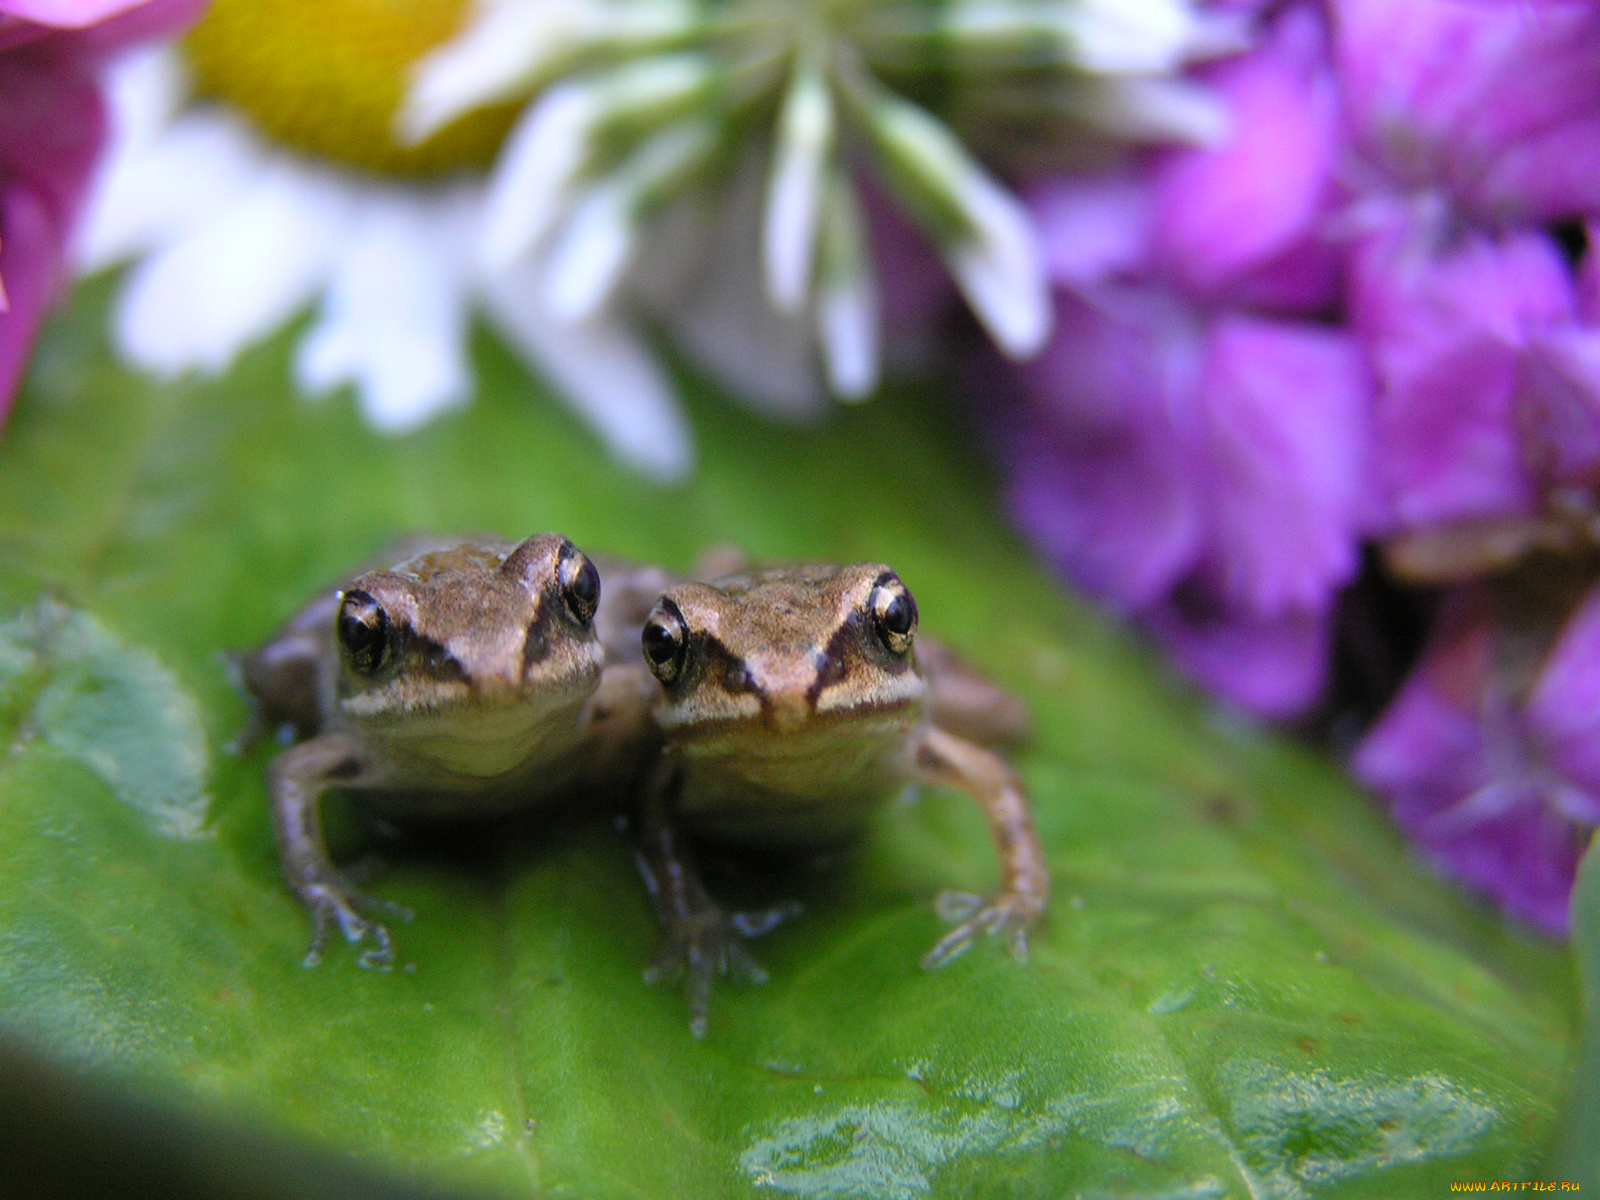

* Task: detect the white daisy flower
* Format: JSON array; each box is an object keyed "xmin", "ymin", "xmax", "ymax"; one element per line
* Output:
[
  {"xmin": 403, "ymin": 0, "xmax": 1235, "ymax": 410},
  {"xmin": 76, "ymin": 42, "xmax": 694, "ymax": 479},
  {"xmin": 74, "ymin": 0, "xmax": 1233, "ymax": 481}
]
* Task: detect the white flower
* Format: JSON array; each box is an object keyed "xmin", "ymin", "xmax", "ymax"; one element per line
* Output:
[
  {"xmin": 75, "ymin": 45, "xmax": 695, "ymax": 480},
  {"xmin": 402, "ymin": 0, "xmax": 1234, "ymax": 406},
  {"xmin": 75, "ymin": 0, "xmax": 1236, "ymax": 483}
]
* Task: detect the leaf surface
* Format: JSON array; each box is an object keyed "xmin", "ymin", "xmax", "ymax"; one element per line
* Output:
[{"xmin": 0, "ymin": 277, "xmax": 1579, "ymax": 1198}]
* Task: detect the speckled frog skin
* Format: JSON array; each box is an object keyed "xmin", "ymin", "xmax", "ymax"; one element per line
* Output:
[
  {"xmin": 636, "ymin": 563, "xmax": 1049, "ymax": 1035},
  {"xmin": 240, "ymin": 534, "xmax": 672, "ymax": 969}
]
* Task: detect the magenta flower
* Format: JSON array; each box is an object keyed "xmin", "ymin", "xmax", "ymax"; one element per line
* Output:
[
  {"xmin": 998, "ymin": 3, "xmax": 1375, "ymax": 718},
  {"xmin": 1354, "ymin": 585, "xmax": 1600, "ymax": 934},
  {"xmin": 1351, "ymin": 210, "xmax": 1596, "ymax": 534},
  {"xmin": 1333, "ymin": 0, "xmax": 1600, "ymax": 224},
  {"xmin": 1335, "ymin": 0, "xmax": 1600, "ymax": 567},
  {"xmin": 992, "ymin": 0, "xmax": 1600, "ymax": 928},
  {"xmin": 0, "ymin": 0, "xmax": 204, "ymax": 417},
  {"xmin": 1002, "ymin": 282, "xmax": 1372, "ymax": 717},
  {"xmin": 1329, "ymin": 0, "xmax": 1600, "ymax": 932},
  {"xmin": 1148, "ymin": 2, "xmax": 1343, "ymax": 311}
]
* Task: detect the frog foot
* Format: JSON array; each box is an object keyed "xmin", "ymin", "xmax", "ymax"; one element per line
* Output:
[
  {"xmin": 921, "ymin": 889, "xmax": 1044, "ymax": 969},
  {"xmin": 299, "ymin": 879, "xmax": 414, "ymax": 972},
  {"xmin": 645, "ymin": 901, "xmax": 800, "ymax": 1038}
]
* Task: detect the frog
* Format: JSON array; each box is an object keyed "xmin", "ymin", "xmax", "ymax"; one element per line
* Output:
[
  {"xmin": 239, "ymin": 534, "xmax": 673, "ymax": 969},
  {"xmin": 634, "ymin": 562, "xmax": 1049, "ymax": 1035}
]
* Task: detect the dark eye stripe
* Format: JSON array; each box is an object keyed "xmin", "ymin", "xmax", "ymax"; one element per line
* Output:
[
  {"xmin": 414, "ymin": 633, "xmax": 470, "ymax": 684},
  {"xmin": 522, "ymin": 601, "xmax": 554, "ymax": 675},
  {"xmin": 700, "ymin": 635, "xmax": 760, "ymax": 695},
  {"xmin": 806, "ymin": 620, "xmax": 860, "ymax": 703}
]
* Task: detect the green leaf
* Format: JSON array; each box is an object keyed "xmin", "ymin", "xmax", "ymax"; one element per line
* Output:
[
  {"xmin": 0, "ymin": 275, "xmax": 1580, "ymax": 1198},
  {"xmin": 1544, "ymin": 831, "xmax": 1599, "ymax": 1188}
]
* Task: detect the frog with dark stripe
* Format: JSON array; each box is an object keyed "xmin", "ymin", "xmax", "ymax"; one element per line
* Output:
[
  {"xmin": 241, "ymin": 534, "xmax": 667, "ymax": 968},
  {"xmin": 636, "ymin": 563, "xmax": 1049, "ymax": 1035}
]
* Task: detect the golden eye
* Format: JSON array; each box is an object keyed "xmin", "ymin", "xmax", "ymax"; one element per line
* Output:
[
  {"xmin": 641, "ymin": 599, "xmax": 690, "ymax": 685},
  {"xmin": 868, "ymin": 577, "xmax": 917, "ymax": 656},
  {"xmin": 557, "ymin": 541, "xmax": 601, "ymax": 627},
  {"xmin": 337, "ymin": 589, "xmax": 390, "ymax": 674}
]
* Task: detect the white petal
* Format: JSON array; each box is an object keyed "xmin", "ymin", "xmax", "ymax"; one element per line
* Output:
[
  {"xmin": 400, "ymin": 0, "xmax": 702, "ymax": 144},
  {"xmin": 632, "ymin": 166, "xmax": 828, "ymax": 420},
  {"xmin": 399, "ymin": 0, "xmax": 574, "ymax": 144},
  {"xmin": 818, "ymin": 282, "xmax": 878, "ymax": 400},
  {"xmin": 479, "ymin": 83, "xmax": 598, "ymax": 271},
  {"xmin": 866, "ymin": 95, "xmax": 1051, "ymax": 358},
  {"xmin": 479, "ymin": 257, "xmax": 694, "ymax": 481},
  {"xmin": 1064, "ymin": 0, "xmax": 1199, "ymax": 73},
  {"xmin": 77, "ymin": 109, "xmax": 266, "ymax": 273},
  {"xmin": 296, "ymin": 185, "xmax": 477, "ymax": 432},
  {"xmin": 541, "ymin": 184, "xmax": 633, "ymax": 321},
  {"xmin": 763, "ymin": 61, "xmax": 833, "ymax": 314},
  {"xmin": 946, "ymin": 176, "xmax": 1051, "ymax": 359},
  {"xmin": 114, "ymin": 159, "xmax": 350, "ymax": 377},
  {"xmin": 95, "ymin": 43, "xmax": 186, "ymax": 165},
  {"xmin": 815, "ymin": 177, "xmax": 879, "ymax": 400},
  {"xmin": 480, "ymin": 56, "xmax": 712, "ymax": 273},
  {"xmin": 542, "ymin": 118, "xmax": 713, "ymax": 321}
]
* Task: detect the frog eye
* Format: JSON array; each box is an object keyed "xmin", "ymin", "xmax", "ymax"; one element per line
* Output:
[
  {"xmin": 338, "ymin": 589, "xmax": 390, "ymax": 674},
  {"xmin": 556, "ymin": 542, "xmax": 601, "ymax": 627},
  {"xmin": 641, "ymin": 599, "xmax": 690, "ymax": 685},
  {"xmin": 868, "ymin": 576, "xmax": 917, "ymax": 656}
]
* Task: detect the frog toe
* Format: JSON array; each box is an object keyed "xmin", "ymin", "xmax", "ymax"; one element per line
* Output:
[
  {"xmin": 922, "ymin": 890, "xmax": 1042, "ymax": 969},
  {"xmin": 299, "ymin": 882, "xmax": 400, "ymax": 971},
  {"xmin": 648, "ymin": 901, "xmax": 797, "ymax": 1036}
]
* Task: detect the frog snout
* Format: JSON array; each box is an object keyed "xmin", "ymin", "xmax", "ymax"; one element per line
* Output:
[{"xmin": 766, "ymin": 690, "xmax": 812, "ymax": 733}]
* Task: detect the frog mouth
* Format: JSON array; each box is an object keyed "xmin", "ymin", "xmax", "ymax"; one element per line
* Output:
[{"xmin": 338, "ymin": 647, "xmax": 601, "ymax": 720}]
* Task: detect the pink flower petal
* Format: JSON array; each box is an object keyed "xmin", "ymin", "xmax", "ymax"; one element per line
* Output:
[
  {"xmin": 0, "ymin": 0, "xmax": 203, "ymax": 57},
  {"xmin": 1515, "ymin": 326, "xmax": 1600, "ymax": 487},
  {"xmin": 0, "ymin": 184, "xmax": 63, "ymax": 415},
  {"xmin": 1145, "ymin": 587, "xmax": 1332, "ymax": 719},
  {"xmin": 1151, "ymin": 4, "xmax": 1340, "ymax": 308},
  {"xmin": 1527, "ymin": 585, "xmax": 1600, "ymax": 811},
  {"xmin": 1024, "ymin": 173, "xmax": 1151, "ymax": 291},
  {"xmin": 1353, "ymin": 219, "xmax": 1574, "ymax": 528},
  {"xmin": 1353, "ymin": 591, "xmax": 1493, "ymax": 808},
  {"xmin": 1198, "ymin": 314, "xmax": 1373, "ymax": 615},
  {"xmin": 1354, "ymin": 589, "xmax": 1594, "ymax": 935},
  {"xmin": 1007, "ymin": 288, "xmax": 1205, "ymax": 612},
  {"xmin": 0, "ymin": 53, "xmax": 103, "ymax": 224},
  {"xmin": 1334, "ymin": 0, "xmax": 1600, "ymax": 222},
  {"xmin": 0, "ymin": 0, "xmax": 151, "ymax": 28}
]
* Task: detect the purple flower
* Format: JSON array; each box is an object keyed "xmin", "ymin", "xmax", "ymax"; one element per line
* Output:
[
  {"xmin": 991, "ymin": 0, "xmax": 1600, "ymax": 929},
  {"xmin": 0, "ymin": 0, "xmax": 204, "ymax": 418},
  {"xmin": 1333, "ymin": 0, "xmax": 1600, "ymax": 223},
  {"xmin": 1351, "ymin": 210, "xmax": 1589, "ymax": 533},
  {"xmin": 1149, "ymin": 2, "xmax": 1344, "ymax": 311},
  {"xmin": 1354, "ymin": 585, "xmax": 1600, "ymax": 934},
  {"xmin": 998, "ymin": 3, "xmax": 1374, "ymax": 718},
  {"xmin": 1002, "ymin": 281, "xmax": 1373, "ymax": 717}
]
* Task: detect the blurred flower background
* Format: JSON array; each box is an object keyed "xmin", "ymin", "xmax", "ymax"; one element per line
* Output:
[{"xmin": 3, "ymin": 0, "xmax": 1599, "ymax": 934}]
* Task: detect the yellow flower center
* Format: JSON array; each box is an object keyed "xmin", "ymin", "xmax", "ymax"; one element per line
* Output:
[{"xmin": 185, "ymin": 0, "xmax": 517, "ymax": 176}]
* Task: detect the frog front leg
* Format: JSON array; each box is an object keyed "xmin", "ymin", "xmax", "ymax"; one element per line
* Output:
[
  {"xmin": 907, "ymin": 724, "xmax": 1050, "ymax": 968},
  {"xmin": 635, "ymin": 755, "xmax": 797, "ymax": 1037},
  {"xmin": 269, "ymin": 732, "xmax": 409, "ymax": 971}
]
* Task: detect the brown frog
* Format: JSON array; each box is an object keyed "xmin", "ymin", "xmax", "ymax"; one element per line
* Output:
[
  {"xmin": 239, "ymin": 534, "xmax": 671, "ymax": 968},
  {"xmin": 635, "ymin": 563, "xmax": 1048, "ymax": 1035}
]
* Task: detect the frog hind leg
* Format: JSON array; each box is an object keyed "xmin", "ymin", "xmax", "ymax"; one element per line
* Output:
[
  {"xmin": 634, "ymin": 756, "xmax": 800, "ymax": 1038},
  {"xmin": 269, "ymin": 732, "xmax": 411, "ymax": 971},
  {"xmin": 233, "ymin": 591, "xmax": 341, "ymax": 751},
  {"xmin": 906, "ymin": 724, "xmax": 1049, "ymax": 968}
]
